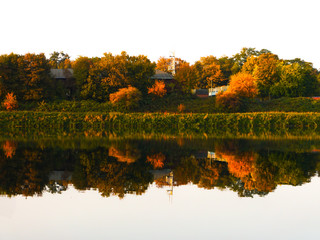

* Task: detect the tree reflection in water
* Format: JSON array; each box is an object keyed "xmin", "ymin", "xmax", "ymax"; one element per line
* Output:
[{"xmin": 1, "ymin": 138, "xmax": 320, "ymax": 198}]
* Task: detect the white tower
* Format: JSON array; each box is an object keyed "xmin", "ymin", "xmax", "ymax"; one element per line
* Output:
[{"xmin": 168, "ymin": 51, "xmax": 176, "ymax": 76}]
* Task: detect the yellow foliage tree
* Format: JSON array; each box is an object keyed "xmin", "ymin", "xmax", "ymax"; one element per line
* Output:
[{"xmin": 242, "ymin": 53, "xmax": 280, "ymax": 98}]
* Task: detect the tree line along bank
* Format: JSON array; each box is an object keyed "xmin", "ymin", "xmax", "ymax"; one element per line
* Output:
[{"xmin": 0, "ymin": 48, "xmax": 319, "ymax": 112}]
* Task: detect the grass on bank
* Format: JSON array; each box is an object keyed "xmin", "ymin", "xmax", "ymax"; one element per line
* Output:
[{"xmin": 2, "ymin": 93, "xmax": 320, "ymax": 113}]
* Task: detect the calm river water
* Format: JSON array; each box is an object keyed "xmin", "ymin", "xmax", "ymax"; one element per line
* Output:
[{"xmin": 1, "ymin": 137, "xmax": 320, "ymax": 239}]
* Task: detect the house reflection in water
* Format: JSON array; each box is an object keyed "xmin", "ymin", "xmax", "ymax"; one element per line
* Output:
[{"xmin": 151, "ymin": 169, "xmax": 175, "ymax": 201}]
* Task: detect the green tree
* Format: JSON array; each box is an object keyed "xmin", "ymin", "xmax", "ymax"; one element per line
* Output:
[
  {"xmin": 270, "ymin": 61, "xmax": 319, "ymax": 97},
  {"xmin": 0, "ymin": 53, "xmax": 23, "ymax": 99},
  {"xmin": 218, "ymin": 56, "xmax": 235, "ymax": 84},
  {"xmin": 72, "ymin": 56, "xmax": 96, "ymax": 99},
  {"xmin": 49, "ymin": 51, "xmax": 72, "ymax": 69},
  {"xmin": 0, "ymin": 53, "xmax": 53, "ymax": 101},
  {"xmin": 126, "ymin": 54, "xmax": 156, "ymax": 93}
]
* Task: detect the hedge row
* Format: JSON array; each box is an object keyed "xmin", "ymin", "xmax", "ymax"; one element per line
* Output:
[{"xmin": 1, "ymin": 112, "xmax": 320, "ymax": 137}]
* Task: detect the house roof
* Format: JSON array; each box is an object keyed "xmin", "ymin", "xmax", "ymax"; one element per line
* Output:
[
  {"xmin": 151, "ymin": 69, "xmax": 174, "ymax": 80},
  {"xmin": 50, "ymin": 68, "xmax": 173, "ymax": 80},
  {"xmin": 50, "ymin": 69, "xmax": 74, "ymax": 79}
]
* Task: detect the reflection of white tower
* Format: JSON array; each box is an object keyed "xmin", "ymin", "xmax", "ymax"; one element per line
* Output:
[
  {"xmin": 168, "ymin": 51, "xmax": 176, "ymax": 76},
  {"xmin": 166, "ymin": 171, "xmax": 174, "ymax": 203}
]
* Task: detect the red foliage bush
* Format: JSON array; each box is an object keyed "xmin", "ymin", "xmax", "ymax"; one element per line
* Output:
[
  {"xmin": 148, "ymin": 80, "xmax": 167, "ymax": 97},
  {"xmin": 2, "ymin": 92, "xmax": 18, "ymax": 111}
]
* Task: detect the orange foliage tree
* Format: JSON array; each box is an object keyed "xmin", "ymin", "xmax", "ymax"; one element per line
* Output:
[
  {"xmin": 2, "ymin": 92, "xmax": 18, "ymax": 110},
  {"xmin": 148, "ymin": 80, "xmax": 167, "ymax": 97},
  {"xmin": 109, "ymin": 86, "xmax": 142, "ymax": 110},
  {"xmin": 227, "ymin": 72, "xmax": 259, "ymax": 98}
]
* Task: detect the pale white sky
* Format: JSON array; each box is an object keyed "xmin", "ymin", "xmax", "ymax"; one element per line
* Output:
[{"xmin": 1, "ymin": 0, "xmax": 319, "ymax": 68}]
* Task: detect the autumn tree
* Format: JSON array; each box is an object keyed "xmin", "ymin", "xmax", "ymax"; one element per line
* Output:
[
  {"xmin": 19, "ymin": 53, "xmax": 53, "ymax": 101},
  {"xmin": 174, "ymin": 61, "xmax": 197, "ymax": 93},
  {"xmin": 193, "ymin": 56, "xmax": 224, "ymax": 88},
  {"xmin": 82, "ymin": 52, "xmax": 155, "ymax": 101},
  {"xmin": 109, "ymin": 86, "xmax": 142, "ymax": 110},
  {"xmin": 231, "ymin": 47, "xmax": 271, "ymax": 74},
  {"xmin": 148, "ymin": 80, "xmax": 167, "ymax": 97},
  {"xmin": 156, "ymin": 57, "xmax": 172, "ymax": 73},
  {"xmin": 227, "ymin": 72, "xmax": 259, "ymax": 98},
  {"xmin": 2, "ymin": 92, "xmax": 18, "ymax": 110}
]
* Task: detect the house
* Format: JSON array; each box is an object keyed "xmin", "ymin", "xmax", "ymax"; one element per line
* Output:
[
  {"xmin": 50, "ymin": 68, "xmax": 175, "ymax": 97},
  {"xmin": 150, "ymin": 69, "xmax": 177, "ymax": 91},
  {"xmin": 50, "ymin": 69, "xmax": 76, "ymax": 98},
  {"xmin": 209, "ymin": 85, "xmax": 229, "ymax": 96},
  {"xmin": 191, "ymin": 89, "xmax": 209, "ymax": 98},
  {"xmin": 150, "ymin": 69, "xmax": 174, "ymax": 82},
  {"xmin": 191, "ymin": 85, "xmax": 229, "ymax": 98}
]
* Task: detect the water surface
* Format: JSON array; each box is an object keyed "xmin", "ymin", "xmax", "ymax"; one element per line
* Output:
[{"xmin": 1, "ymin": 137, "xmax": 320, "ymax": 239}]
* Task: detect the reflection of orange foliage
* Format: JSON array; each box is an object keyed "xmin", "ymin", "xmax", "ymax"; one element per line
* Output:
[
  {"xmin": 177, "ymin": 138, "xmax": 184, "ymax": 147},
  {"xmin": 215, "ymin": 144, "xmax": 276, "ymax": 192},
  {"xmin": 245, "ymin": 168, "xmax": 276, "ymax": 192},
  {"xmin": 215, "ymin": 145, "xmax": 257, "ymax": 179},
  {"xmin": 226, "ymin": 152, "xmax": 257, "ymax": 179},
  {"xmin": 108, "ymin": 145, "xmax": 140, "ymax": 164},
  {"xmin": 199, "ymin": 163, "xmax": 225, "ymax": 189},
  {"xmin": 177, "ymin": 104, "xmax": 185, "ymax": 113},
  {"xmin": 2, "ymin": 140, "xmax": 17, "ymax": 158},
  {"xmin": 147, "ymin": 153, "xmax": 166, "ymax": 169}
]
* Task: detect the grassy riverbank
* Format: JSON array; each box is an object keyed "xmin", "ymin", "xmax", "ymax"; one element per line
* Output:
[
  {"xmin": 1, "ymin": 112, "xmax": 320, "ymax": 137},
  {"xmin": 9, "ymin": 96, "xmax": 320, "ymax": 114}
]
